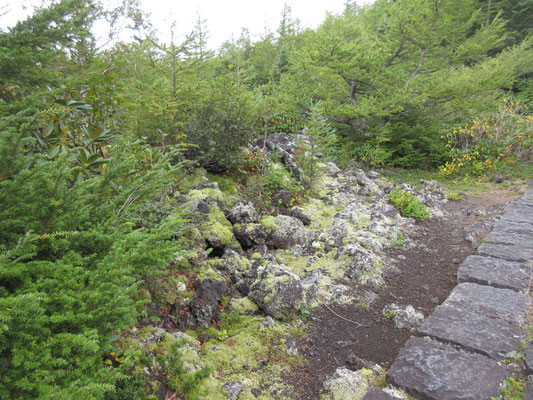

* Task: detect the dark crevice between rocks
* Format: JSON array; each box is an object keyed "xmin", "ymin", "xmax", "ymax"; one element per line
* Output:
[{"xmin": 205, "ymin": 240, "xmax": 226, "ymax": 258}]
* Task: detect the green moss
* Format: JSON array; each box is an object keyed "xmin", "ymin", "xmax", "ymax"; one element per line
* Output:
[
  {"xmin": 260, "ymin": 216, "xmax": 278, "ymax": 232},
  {"xmin": 230, "ymin": 297, "xmax": 259, "ymax": 315},
  {"xmin": 301, "ymin": 198, "xmax": 339, "ymax": 232},
  {"xmin": 194, "ymin": 315, "xmax": 304, "ymax": 399},
  {"xmin": 188, "ymin": 188, "xmax": 226, "ymax": 205}
]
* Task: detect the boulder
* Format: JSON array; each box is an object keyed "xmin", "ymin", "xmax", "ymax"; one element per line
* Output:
[
  {"xmin": 190, "ymin": 279, "xmax": 229, "ymax": 328},
  {"xmin": 337, "ymin": 243, "xmax": 379, "ymax": 280},
  {"xmin": 288, "ymin": 206, "xmax": 312, "ymax": 226},
  {"xmin": 263, "ymin": 215, "xmax": 318, "ymax": 249},
  {"xmin": 227, "ymin": 202, "xmax": 260, "ymax": 224},
  {"xmin": 233, "ymin": 223, "xmax": 267, "ymax": 252},
  {"xmin": 247, "ymin": 261, "xmax": 306, "ymax": 320}
]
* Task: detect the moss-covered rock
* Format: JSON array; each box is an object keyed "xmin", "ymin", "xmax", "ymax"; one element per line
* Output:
[
  {"xmin": 230, "ymin": 297, "xmax": 259, "ymax": 315},
  {"xmin": 261, "ymin": 215, "xmax": 318, "ymax": 249},
  {"xmin": 247, "ymin": 260, "xmax": 306, "ymax": 320}
]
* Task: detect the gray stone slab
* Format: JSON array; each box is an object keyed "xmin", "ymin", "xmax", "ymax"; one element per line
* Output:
[
  {"xmin": 361, "ymin": 387, "xmax": 402, "ymax": 400},
  {"xmin": 387, "ymin": 336, "xmax": 509, "ymax": 400},
  {"xmin": 444, "ymin": 283, "xmax": 530, "ymax": 326},
  {"xmin": 525, "ymin": 386, "xmax": 533, "ymax": 400},
  {"xmin": 418, "ymin": 304, "xmax": 523, "ymax": 361},
  {"xmin": 485, "ymin": 230, "xmax": 533, "ymax": 250},
  {"xmin": 524, "ymin": 342, "xmax": 533, "ymax": 375},
  {"xmin": 501, "ymin": 209, "xmax": 533, "ymax": 225},
  {"xmin": 477, "ymin": 242, "xmax": 533, "ymax": 263},
  {"xmin": 457, "ymin": 255, "xmax": 532, "ymax": 292},
  {"xmin": 515, "ymin": 199, "xmax": 533, "ymax": 208},
  {"xmin": 493, "ymin": 219, "xmax": 533, "ymax": 235}
]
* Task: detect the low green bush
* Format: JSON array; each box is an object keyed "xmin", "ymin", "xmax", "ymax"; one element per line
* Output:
[{"xmin": 387, "ymin": 187, "xmax": 429, "ymax": 221}]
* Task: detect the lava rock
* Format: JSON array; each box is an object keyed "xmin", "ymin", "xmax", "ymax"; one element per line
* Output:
[
  {"xmin": 247, "ymin": 260, "xmax": 306, "ymax": 320},
  {"xmin": 323, "ymin": 367, "xmax": 367, "ymax": 400},
  {"xmin": 233, "ymin": 223, "xmax": 267, "ymax": 251},
  {"xmin": 382, "ymin": 303, "xmax": 425, "ymax": 332},
  {"xmin": 264, "ymin": 215, "xmax": 318, "ymax": 249},
  {"xmin": 337, "ymin": 243, "xmax": 378, "ymax": 280},
  {"xmin": 222, "ymin": 381, "xmax": 243, "ymax": 400},
  {"xmin": 227, "ymin": 202, "xmax": 260, "ymax": 224},
  {"xmin": 258, "ymin": 316, "xmax": 277, "ymax": 329},
  {"xmin": 288, "ymin": 206, "xmax": 312, "ymax": 225},
  {"xmin": 190, "ymin": 279, "xmax": 229, "ymax": 328},
  {"xmin": 285, "ymin": 336, "xmax": 298, "ymax": 356}
]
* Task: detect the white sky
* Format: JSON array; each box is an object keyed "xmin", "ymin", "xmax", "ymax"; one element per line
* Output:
[{"xmin": 0, "ymin": 0, "xmax": 372, "ymax": 50}]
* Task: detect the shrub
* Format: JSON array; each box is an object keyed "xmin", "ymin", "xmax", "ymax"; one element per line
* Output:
[
  {"xmin": 387, "ymin": 187, "xmax": 429, "ymax": 221},
  {"xmin": 440, "ymin": 101, "xmax": 533, "ymax": 179},
  {"xmin": 0, "ymin": 132, "xmax": 188, "ymax": 399},
  {"xmin": 186, "ymin": 76, "xmax": 257, "ymax": 172}
]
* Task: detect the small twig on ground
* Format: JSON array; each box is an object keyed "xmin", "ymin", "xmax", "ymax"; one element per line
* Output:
[{"xmin": 324, "ymin": 303, "xmax": 363, "ymax": 328}]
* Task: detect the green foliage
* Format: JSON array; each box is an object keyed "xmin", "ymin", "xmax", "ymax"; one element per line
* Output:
[
  {"xmin": 103, "ymin": 375, "xmax": 147, "ymax": 400},
  {"xmin": 440, "ymin": 100, "xmax": 533, "ymax": 179},
  {"xmin": 160, "ymin": 340, "xmax": 212, "ymax": 396},
  {"xmin": 387, "ymin": 187, "xmax": 430, "ymax": 221},
  {"xmin": 0, "ymin": 98, "xmax": 188, "ymax": 398},
  {"xmin": 391, "ymin": 234, "xmax": 406, "ymax": 246},
  {"xmin": 491, "ymin": 377, "xmax": 525, "ymax": 400},
  {"xmin": 186, "ymin": 76, "xmax": 257, "ymax": 171},
  {"xmin": 243, "ymin": 156, "xmax": 302, "ymax": 211},
  {"xmin": 267, "ymin": 111, "xmax": 306, "ymax": 134},
  {"xmin": 447, "ymin": 192, "xmax": 465, "ymax": 201},
  {"xmin": 296, "ymin": 102, "xmax": 337, "ymax": 192},
  {"xmin": 278, "ymin": 0, "xmax": 533, "ymax": 168},
  {"xmin": 0, "ymin": 0, "xmax": 98, "ymax": 101}
]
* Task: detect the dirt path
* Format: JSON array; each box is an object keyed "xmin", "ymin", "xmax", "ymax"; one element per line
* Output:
[{"xmin": 287, "ymin": 186, "xmax": 523, "ymax": 399}]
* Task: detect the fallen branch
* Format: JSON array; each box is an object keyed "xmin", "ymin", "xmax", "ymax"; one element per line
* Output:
[{"xmin": 324, "ymin": 303, "xmax": 363, "ymax": 327}]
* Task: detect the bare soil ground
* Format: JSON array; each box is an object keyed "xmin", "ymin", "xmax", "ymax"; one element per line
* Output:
[{"xmin": 286, "ymin": 184, "xmax": 524, "ymax": 399}]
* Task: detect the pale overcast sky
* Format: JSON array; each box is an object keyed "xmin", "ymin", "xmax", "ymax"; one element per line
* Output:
[{"xmin": 1, "ymin": 0, "xmax": 372, "ymax": 49}]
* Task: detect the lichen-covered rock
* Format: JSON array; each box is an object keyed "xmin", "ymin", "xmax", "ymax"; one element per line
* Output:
[
  {"xmin": 247, "ymin": 260, "xmax": 306, "ymax": 320},
  {"xmin": 227, "ymin": 202, "xmax": 260, "ymax": 224},
  {"xmin": 323, "ymin": 367, "xmax": 368, "ymax": 400},
  {"xmin": 233, "ymin": 223, "xmax": 267, "ymax": 251},
  {"xmin": 258, "ymin": 316, "xmax": 277, "ymax": 329},
  {"xmin": 288, "ymin": 206, "xmax": 312, "ymax": 226},
  {"xmin": 169, "ymin": 331, "xmax": 202, "ymax": 373},
  {"xmin": 337, "ymin": 243, "xmax": 379, "ymax": 280},
  {"xmin": 262, "ymin": 215, "xmax": 318, "ymax": 249},
  {"xmin": 320, "ymin": 162, "xmax": 341, "ymax": 177},
  {"xmin": 382, "ymin": 303, "xmax": 425, "ymax": 332},
  {"xmin": 222, "ymin": 249, "xmax": 251, "ymax": 286},
  {"xmin": 190, "ymin": 279, "xmax": 229, "ymax": 328},
  {"xmin": 222, "ymin": 381, "xmax": 243, "ymax": 400}
]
